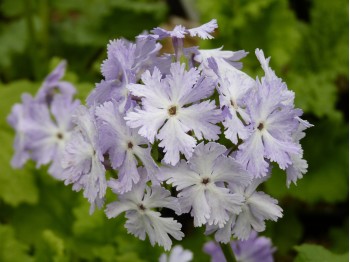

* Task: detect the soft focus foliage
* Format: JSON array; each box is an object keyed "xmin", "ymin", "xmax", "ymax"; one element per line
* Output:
[{"xmin": 0, "ymin": 0, "xmax": 348, "ymax": 261}]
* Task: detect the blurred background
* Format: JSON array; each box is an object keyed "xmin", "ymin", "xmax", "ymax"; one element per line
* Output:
[{"xmin": 0, "ymin": 0, "xmax": 348, "ymax": 261}]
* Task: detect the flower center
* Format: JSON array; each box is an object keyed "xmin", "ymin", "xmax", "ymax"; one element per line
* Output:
[
  {"xmin": 201, "ymin": 177, "xmax": 210, "ymax": 185},
  {"xmin": 56, "ymin": 132, "xmax": 63, "ymax": 139},
  {"xmin": 230, "ymin": 99, "xmax": 238, "ymax": 109},
  {"xmin": 127, "ymin": 141, "xmax": 133, "ymax": 149},
  {"xmin": 257, "ymin": 122, "xmax": 264, "ymax": 131},
  {"xmin": 168, "ymin": 105, "xmax": 177, "ymax": 116},
  {"xmin": 138, "ymin": 204, "xmax": 146, "ymax": 211}
]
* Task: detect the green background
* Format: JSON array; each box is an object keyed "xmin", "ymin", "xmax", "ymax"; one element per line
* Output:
[{"xmin": 0, "ymin": 0, "xmax": 348, "ymax": 261}]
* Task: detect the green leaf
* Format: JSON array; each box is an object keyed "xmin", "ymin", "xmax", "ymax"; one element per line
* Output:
[
  {"xmin": 11, "ymin": 170, "xmax": 78, "ymax": 245},
  {"xmin": 265, "ymin": 209, "xmax": 303, "ymax": 254},
  {"xmin": 0, "ymin": 0, "xmax": 24, "ymax": 17},
  {"xmin": 35, "ymin": 230, "xmax": 69, "ymax": 262},
  {"xmin": 294, "ymin": 244, "xmax": 349, "ymax": 262},
  {"xmin": 329, "ymin": 220, "xmax": 349, "ymax": 254},
  {"xmin": 0, "ymin": 224, "xmax": 33, "ymax": 262},
  {"xmin": 0, "ymin": 19, "xmax": 28, "ymax": 68}
]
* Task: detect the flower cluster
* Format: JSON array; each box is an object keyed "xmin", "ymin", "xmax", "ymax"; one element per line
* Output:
[{"xmin": 8, "ymin": 19, "xmax": 311, "ymax": 253}]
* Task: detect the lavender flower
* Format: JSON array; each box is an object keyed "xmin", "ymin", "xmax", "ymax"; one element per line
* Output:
[
  {"xmin": 235, "ymin": 50, "xmax": 302, "ymax": 177},
  {"xmin": 7, "ymin": 94, "xmax": 35, "ymax": 168},
  {"xmin": 61, "ymin": 105, "xmax": 107, "ymax": 213},
  {"xmin": 36, "ymin": 61, "xmax": 76, "ymax": 104},
  {"xmin": 207, "ymin": 177, "xmax": 282, "ymax": 242},
  {"xmin": 95, "ymin": 100, "xmax": 159, "ymax": 193},
  {"xmin": 7, "ymin": 61, "xmax": 78, "ymax": 170},
  {"xmin": 125, "ymin": 63, "xmax": 222, "ymax": 165},
  {"xmin": 105, "ymin": 172, "xmax": 183, "ymax": 251},
  {"xmin": 215, "ymin": 66, "xmax": 256, "ymax": 145},
  {"xmin": 159, "ymin": 245, "xmax": 193, "ymax": 262},
  {"xmin": 204, "ymin": 231, "xmax": 275, "ymax": 262},
  {"xmin": 144, "ymin": 19, "xmax": 218, "ymax": 40},
  {"xmin": 162, "ymin": 142, "xmax": 250, "ymax": 228},
  {"xmin": 22, "ymin": 95, "xmax": 79, "ymax": 178},
  {"xmin": 286, "ymin": 118, "xmax": 313, "ymax": 186},
  {"xmin": 7, "ymin": 19, "xmax": 311, "ymax": 255},
  {"xmin": 87, "ymin": 37, "xmax": 161, "ymax": 109}
]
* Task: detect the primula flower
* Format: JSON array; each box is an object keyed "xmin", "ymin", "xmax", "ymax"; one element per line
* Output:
[
  {"xmin": 162, "ymin": 142, "xmax": 250, "ymax": 228},
  {"xmin": 206, "ymin": 177, "xmax": 282, "ymax": 242},
  {"xmin": 142, "ymin": 19, "xmax": 218, "ymax": 40},
  {"xmin": 140, "ymin": 19, "xmax": 217, "ymax": 60},
  {"xmin": 235, "ymin": 50, "xmax": 302, "ymax": 177},
  {"xmin": 61, "ymin": 105, "xmax": 107, "ymax": 214},
  {"xmin": 106, "ymin": 172, "xmax": 183, "ymax": 251},
  {"xmin": 95, "ymin": 100, "xmax": 159, "ymax": 193},
  {"xmin": 22, "ymin": 95, "xmax": 79, "ymax": 179},
  {"xmin": 7, "ymin": 94, "xmax": 35, "ymax": 168},
  {"xmin": 286, "ymin": 118, "xmax": 313, "ymax": 187},
  {"xmin": 36, "ymin": 61, "xmax": 76, "ymax": 104},
  {"xmin": 87, "ymin": 37, "xmax": 161, "ymax": 109},
  {"xmin": 203, "ymin": 231, "xmax": 275, "ymax": 262},
  {"xmin": 125, "ymin": 62, "xmax": 222, "ymax": 165},
  {"xmin": 194, "ymin": 47, "xmax": 248, "ymax": 71},
  {"xmin": 215, "ymin": 66, "xmax": 256, "ymax": 144},
  {"xmin": 8, "ymin": 61, "xmax": 77, "ymax": 169},
  {"xmin": 159, "ymin": 245, "xmax": 193, "ymax": 262}
]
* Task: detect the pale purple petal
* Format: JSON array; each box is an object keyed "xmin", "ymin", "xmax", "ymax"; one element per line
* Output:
[{"xmin": 187, "ymin": 19, "xmax": 218, "ymax": 39}]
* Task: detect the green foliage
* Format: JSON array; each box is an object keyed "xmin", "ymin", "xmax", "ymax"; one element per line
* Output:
[
  {"xmin": 0, "ymin": 0, "xmax": 168, "ymax": 82},
  {"xmin": 294, "ymin": 244, "xmax": 349, "ymax": 262},
  {"xmin": 265, "ymin": 209, "xmax": 303, "ymax": 255},
  {"xmin": 0, "ymin": 224, "xmax": 33, "ymax": 262},
  {"xmin": 0, "ymin": 0, "xmax": 348, "ymax": 261}
]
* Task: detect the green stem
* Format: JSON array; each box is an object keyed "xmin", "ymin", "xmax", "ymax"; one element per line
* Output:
[{"xmin": 220, "ymin": 242, "xmax": 237, "ymax": 262}]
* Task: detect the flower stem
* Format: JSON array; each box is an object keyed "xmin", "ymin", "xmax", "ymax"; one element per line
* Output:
[{"xmin": 219, "ymin": 242, "xmax": 237, "ymax": 262}]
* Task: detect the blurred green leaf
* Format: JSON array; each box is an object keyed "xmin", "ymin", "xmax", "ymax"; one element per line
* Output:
[
  {"xmin": 329, "ymin": 219, "xmax": 349, "ymax": 254},
  {"xmin": 11, "ymin": 170, "xmax": 78, "ymax": 245},
  {"xmin": 0, "ymin": 224, "xmax": 33, "ymax": 262},
  {"xmin": 0, "ymin": 0, "xmax": 24, "ymax": 17},
  {"xmin": 35, "ymin": 230, "xmax": 69, "ymax": 262},
  {"xmin": 0, "ymin": 19, "xmax": 28, "ymax": 68},
  {"xmin": 294, "ymin": 244, "xmax": 349, "ymax": 262},
  {"xmin": 265, "ymin": 209, "xmax": 303, "ymax": 254}
]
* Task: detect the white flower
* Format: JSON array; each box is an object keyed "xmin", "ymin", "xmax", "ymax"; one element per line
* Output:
[
  {"xmin": 61, "ymin": 106, "xmax": 106, "ymax": 214},
  {"xmin": 125, "ymin": 63, "xmax": 222, "ymax": 165},
  {"xmin": 105, "ymin": 172, "xmax": 183, "ymax": 251},
  {"xmin": 162, "ymin": 142, "xmax": 250, "ymax": 228},
  {"xmin": 207, "ymin": 177, "xmax": 282, "ymax": 242}
]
